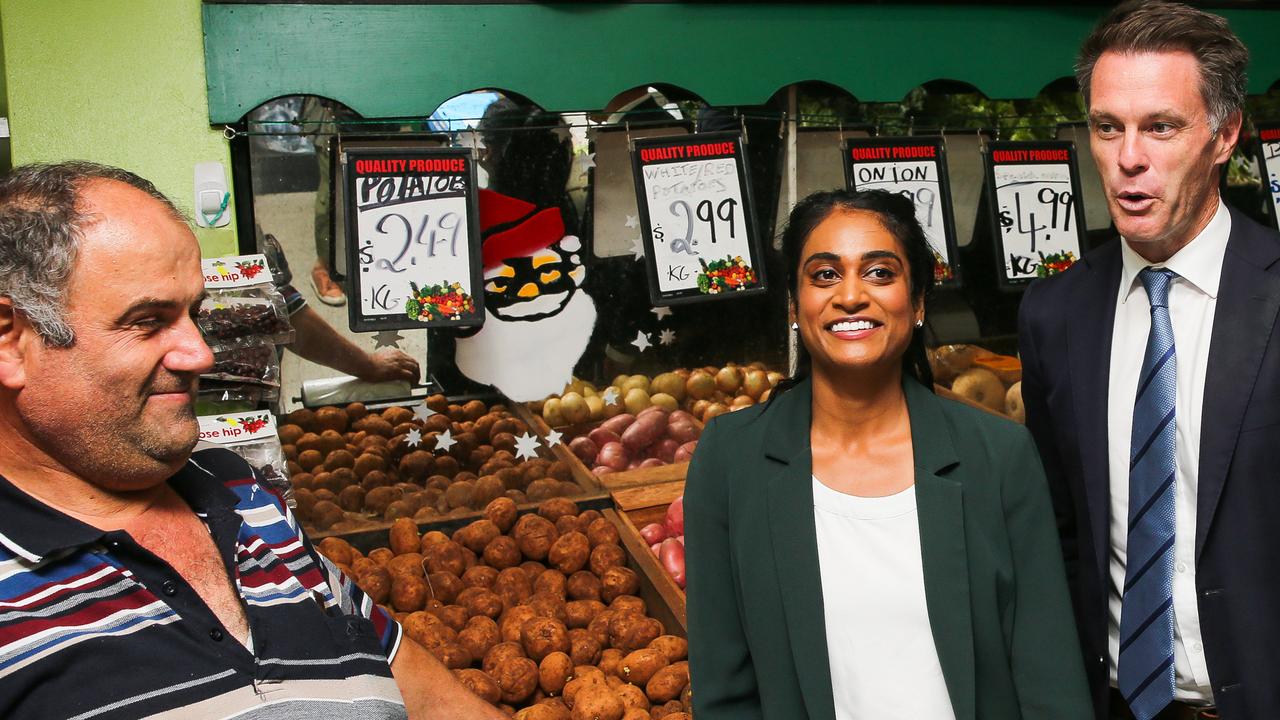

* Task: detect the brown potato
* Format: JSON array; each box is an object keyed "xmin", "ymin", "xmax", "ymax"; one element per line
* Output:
[
  {"xmin": 388, "ymin": 517, "xmax": 421, "ymax": 556},
  {"xmin": 619, "ymin": 648, "xmax": 669, "ymax": 685},
  {"xmin": 493, "ymin": 567, "xmax": 533, "ymax": 610},
  {"xmin": 610, "ymin": 596, "xmax": 646, "ymax": 616},
  {"xmin": 586, "ymin": 610, "xmax": 615, "ymax": 648},
  {"xmin": 390, "ymin": 574, "xmax": 428, "ymax": 613},
  {"xmin": 382, "ymin": 405, "xmax": 413, "ymax": 427},
  {"xmin": 521, "ymin": 560, "xmax": 547, "ymax": 577},
  {"xmin": 425, "ymin": 571, "xmax": 463, "ymax": 605},
  {"xmin": 423, "ymin": 540, "xmax": 466, "ymax": 576},
  {"xmin": 462, "ymin": 564, "xmax": 499, "ymax": 589},
  {"xmin": 600, "ymin": 647, "xmax": 625, "ymax": 678},
  {"xmin": 319, "ymin": 429, "xmax": 346, "ymax": 455},
  {"xmin": 457, "ymin": 587, "xmax": 503, "ymax": 620},
  {"xmin": 516, "ymin": 703, "xmax": 571, "ymax": 720},
  {"xmin": 586, "ymin": 518, "xmax": 621, "ymax": 548},
  {"xmin": 572, "ymin": 687, "xmax": 624, "ymax": 720},
  {"xmin": 454, "ymin": 519, "xmax": 501, "ymax": 554},
  {"xmin": 458, "ymin": 615, "xmax": 501, "ymax": 661},
  {"xmin": 430, "ymin": 604, "xmax": 470, "ymax": 633},
  {"xmin": 483, "ymin": 496, "xmax": 518, "ymax": 533},
  {"xmin": 353, "ymin": 452, "xmax": 386, "ymax": 478},
  {"xmin": 361, "ymin": 470, "xmax": 391, "ymax": 491},
  {"xmin": 317, "ymin": 537, "xmax": 355, "ymax": 566},
  {"xmin": 473, "ymin": 474, "xmax": 505, "ymax": 506},
  {"xmin": 563, "ymin": 669, "xmax": 609, "ymax": 710},
  {"xmin": 589, "ymin": 544, "xmax": 626, "ymax": 576},
  {"xmin": 609, "ymin": 613, "xmax": 663, "ymax": 654},
  {"xmin": 615, "ymin": 683, "xmax": 649, "ymax": 711},
  {"xmin": 367, "ymin": 547, "xmax": 394, "ymax": 566},
  {"xmin": 565, "ymin": 600, "xmax": 606, "ymax": 629},
  {"xmin": 454, "ymin": 667, "xmax": 501, "ymax": 705},
  {"xmin": 324, "ymin": 449, "xmax": 355, "ymax": 472},
  {"xmin": 526, "ymin": 479, "xmax": 563, "ymax": 503},
  {"xmin": 538, "ymin": 650, "xmax": 574, "ymax": 695},
  {"xmin": 444, "ymin": 480, "xmax": 476, "ymax": 510},
  {"xmin": 501, "ymin": 606, "xmax": 539, "ymax": 645},
  {"xmin": 494, "ymin": 656, "xmax": 539, "ymax": 704},
  {"xmin": 548, "ymin": 532, "xmax": 590, "ymax": 575},
  {"xmin": 521, "ymin": 617, "xmax": 570, "ymax": 661},
  {"xmin": 403, "ymin": 612, "xmax": 455, "ymax": 650},
  {"xmin": 646, "ymin": 636, "xmax": 687, "ymax": 665},
  {"xmin": 365, "ymin": 486, "xmax": 403, "ymax": 516},
  {"xmin": 337, "ymin": 485, "xmax": 365, "ymax": 512},
  {"xmin": 430, "ymin": 642, "xmax": 471, "ymax": 669},
  {"xmin": 555, "ymin": 514, "xmax": 584, "ymax": 535},
  {"xmin": 600, "ymin": 567, "xmax": 641, "ymax": 604},
  {"xmin": 534, "ymin": 568, "xmax": 568, "ymax": 599},
  {"xmin": 483, "ymin": 535, "xmax": 523, "ymax": 570},
  {"xmin": 311, "ymin": 500, "xmax": 344, "ymax": 530},
  {"xmin": 483, "ymin": 641, "xmax": 525, "ymax": 675},
  {"xmin": 568, "ymin": 627, "xmax": 602, "ymax": 666},
  {"xmin": 527, "ymin": 592, "xmax": 568, "ymax": 625},
  {"xmin": 567, "ymin": 571, "xmax": 602, "ymax": 602},
  {"xmin": 297, "ymin": 449, "xmax": 324, "ymax": 472},
  {"xmin": 644, "ymin": 662, "xmax": 689, "ymax": 704}
]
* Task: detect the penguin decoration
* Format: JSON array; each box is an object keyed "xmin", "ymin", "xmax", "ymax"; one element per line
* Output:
[{"xmin": 454, "ymin": 189, "xmax": 598, "ymax": 401}]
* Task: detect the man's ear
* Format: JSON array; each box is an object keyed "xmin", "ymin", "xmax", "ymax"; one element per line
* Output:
[{"xmin": 0, "ymin": 298, "xmax": 30, "ymax": 391}]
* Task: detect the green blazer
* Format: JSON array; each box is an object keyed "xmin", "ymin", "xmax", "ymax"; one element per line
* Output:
[{"xmin": 684, "ymin": 376, "xmax": 1092, "ymax": 720}]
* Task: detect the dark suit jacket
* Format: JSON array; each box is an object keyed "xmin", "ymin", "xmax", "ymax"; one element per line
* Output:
[
  {"xmin": 1018, "ymin": 208, "xmax": 1280, "ymax": 719},
  {"xmin": 684, "ymin": 376, "xmax": 1091, "ymax": 720}
]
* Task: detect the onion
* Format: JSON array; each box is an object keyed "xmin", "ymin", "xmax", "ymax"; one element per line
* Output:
[
  {"xmin": 639, "ymin": 522, "xmax": 668, "ymax": 544},
  {"xmin": 664, "ymin": 496, "xmax": 684, "ymax": 537}
]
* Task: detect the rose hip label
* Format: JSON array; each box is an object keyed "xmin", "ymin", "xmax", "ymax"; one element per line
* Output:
[
  {"xmin": 202, "ymin": 254, "xmax": 275, "ymax": 288},
  {"xmin": 198, "ymin": 411, "xmax": 277, "ymax": 445}
]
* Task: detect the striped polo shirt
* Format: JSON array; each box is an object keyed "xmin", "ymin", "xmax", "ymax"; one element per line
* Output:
[{"xmin": 0, "ymin": 448, "xmax": 406, "ymax": 719}]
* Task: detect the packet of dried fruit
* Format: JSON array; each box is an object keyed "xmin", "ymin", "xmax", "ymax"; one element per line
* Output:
[
  {"xmin": 198, "ymin": 254, "xmax": 295, "ymax": 350},
  {"xmin": 195, "ymin": 409, "xmax": 293, "ymax": 505},
  {"xmin": 202, "ymin": 338, "xmax": 281, "ymax": 399}
]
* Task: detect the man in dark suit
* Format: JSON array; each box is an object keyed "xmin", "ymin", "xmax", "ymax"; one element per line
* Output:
[{"xmin": 1019, "ymin": 2, "xmax": 1280, "ymax": 719}]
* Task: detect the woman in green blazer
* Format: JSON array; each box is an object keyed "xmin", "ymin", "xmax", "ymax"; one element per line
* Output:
[{"xmin": 684, "ymin": 189, "xmax": 1091, "ymax": 720}]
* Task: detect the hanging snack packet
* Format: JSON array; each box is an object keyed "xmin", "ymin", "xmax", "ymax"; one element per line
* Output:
[
  {"xmin": 199, "ymin": 255, "xmax": 295, "ymax": 348},
  {"xmin": 204, "ymin": 339, "xmax": 281, "ymax": 394},
  {"xmin": 196, "ymin": 410, "xmax": 293, "ymax": 505}
]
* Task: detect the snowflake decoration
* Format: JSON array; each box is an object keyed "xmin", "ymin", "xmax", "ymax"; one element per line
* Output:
[
  {"xmin": 413, "ymin": 401, "xmax": 436, "ymax": 422},
  {"xmin": 631, "ymin": 331, "xmax": 652, "ymax": 353},
  {"xmin": 545, "ymin": 429, "xmax": 563, "ymax": 447},
  {"xmin": 624, "ymin": 214, "xmax": 639, "ymax": 229},
  {"xmin": 651, "ymin": 306, "xmax": 673, "ymax": 321},
  {"xmin": 630, "ymin": 237, "xmax": 645, "ymax": 261},
  {"xmin": 514, "ymin": 432, "xmax": 541, "ymax": 461},
  {"xmin": 373, "ymin": 330, "xmax": 404, "ymax": 350},
  {"xmin": 405, "ymin": 428, "xmax": 423, "ymax": 447},
  {"xmin": 659, "ymin": 329, "xmax": 676, "ymax": 346},
  {"xmin": 434, "ymin": 428, "xmax": 457, "ymax": 453},
  {"xmin": 602, "ymin": 387, "xmax": 621, "ymax": 406}
]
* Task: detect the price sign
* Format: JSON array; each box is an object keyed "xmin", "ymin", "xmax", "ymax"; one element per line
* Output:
[
  {"xmin": 984, "ymin": 141, "xmax": 1087, "ymax": 286},
  {"xmin": 342, "ymin": 146, "xmax": 484, "ymax": 331},
  {"xmin": 844, "ymin": 137, "xmax": 961, "ymax": 285},
  {"xmin": 630, "ymin": 131, "xmax": 766, "ymax": 305},
  {"xmin": 1256, "ymin": 124, "xmax": 1280, "ymax": 232}
]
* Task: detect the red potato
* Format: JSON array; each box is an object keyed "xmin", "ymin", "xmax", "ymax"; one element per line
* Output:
[
  {"xmin": 639, "ymin": 458, "xmax": 664, "ymax": 469},
  {"xmin": 659, "ymin": 538, "xmax": 686, "ymax": 588},
  {"xmin": 666, "ymin": 422, "xmax": 700, "ymax": 445},
  {"xmin": 626, "ymin": 458, "xmax": 643, "ymax": 470},
  {"xmin": 587, "ymin": 428, "xmax": 621, "ymax": 448},
  {"xmin": 599, "ymin": 414, "xmax": 636, "ymax": 436},
  {"xmin": 596, "ymin": 442, "xmax": 630, "ymax": 471},
  {"xmin": 651, "ymin": 439, "xmax": 680, "ymax": 464},
  {"xmin": 650, "ymin": 542, "xmax": 661, "ymax": 555},
  {"xmin": 637, "ymin": 406, "xmax": 667, "ymax": 419},
  {"xmin": 673, "ymin": 441, "xmax": 698, "ymax": 463},
  {"xmin": 639, "ymin": 523, "xmax": 667, "ymax": 545},
  {"xmin": 664, "ymin": 496, "xmax": 684, "ymax": 537},
  {"xmin": 592, "ymin": 466, "xmax": 616, "ymax": 476},
  {"xmin": 569, "ymin": 437, "xmax": 599, "ymax": 464},
  {"xmin": 669, "ymin": 410, "xmax": 697, "ymax": 426},
  {"xmin": 621, "ymin": 414, "xmax": 666, "ymax": 453}
]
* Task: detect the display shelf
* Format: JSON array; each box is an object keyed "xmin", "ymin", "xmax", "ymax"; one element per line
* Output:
[{"xmin": 610, "ymin": 481, "xmax": 687, "ymax": 635}]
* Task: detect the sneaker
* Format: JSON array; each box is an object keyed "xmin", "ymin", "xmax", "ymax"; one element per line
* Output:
[{"xmin": 310, "ymin": 262, "xmax": 346, "ymax": 306}]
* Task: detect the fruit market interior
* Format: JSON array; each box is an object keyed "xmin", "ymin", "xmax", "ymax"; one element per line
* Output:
[{"xmin": 7, "ymin": 2, "xmax": 1280, "ymax": 718}]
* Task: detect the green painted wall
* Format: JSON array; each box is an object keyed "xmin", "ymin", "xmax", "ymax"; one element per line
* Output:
[{"xmin": 2, "ymin": 0, "xmax": 237, "ymax": 255}]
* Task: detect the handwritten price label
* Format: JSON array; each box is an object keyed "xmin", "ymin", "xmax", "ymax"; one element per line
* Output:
[
  {"xmin": 343, "ymin": 148, "xmax": 484, "ymax": 331},
  {"xmin": 985, "ymin": 142, "xmax": 1085, "ymax": 284},
  {"xmin": 1258, "ymin": 126, "xmax": 1280, "ymax": 232},
  {"xmin": 631, "ymin": 132, "xmax": 766, "ymax": 305}
]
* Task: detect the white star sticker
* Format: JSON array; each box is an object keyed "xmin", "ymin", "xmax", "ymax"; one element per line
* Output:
[
  {"xmin": 624, "ymin": 214, "xmax": 639, "ymax": 229},
  {"xmin": 373, "ymin": 330, "xmax": 404, "ymax": 350},
  {"xmin": 412, "ymin": 401, "xmax": 436, "ymax": 422},
  {"xmin": 434, "ymin": 428, "xmax": 457, "ymax": 453},
  {"xmin": 579, "ymin": 152, "xmax": 596, "ymax": 169},
  {"xmin": 659, "ymin": 329, "xmax": 676, "ymax": 346},
  {"xmin": 406, "ymin": 428, "xmax": 423, "ymax": 447},
  {"xmin": 602, "ymin": 387, "xmax": 621, "ymax": 406},
  {"xmin": 545, "ymin": 429, "xmax": 563, "ymax": 447},
  {"xmin": 630, "ymin": 237, "xmax": 645, "ymax": 261},
  {"xmin": 651, "ymin": 306, "xmax": 673, "ymax": 320},
  {"xmin": 514, "ymin": 432, "xmax": 541, "ymax": 461},
  {"xmin": 631, "ymin": 330, "xmax": 653, "ymax": 353}
]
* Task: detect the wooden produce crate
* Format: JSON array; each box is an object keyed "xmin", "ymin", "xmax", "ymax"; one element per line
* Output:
[
  {"xmin": 609, "ymin": 480, "xmax": 687, "ymax": 634},
  {"xmin": 514, "ymin": 402, "xmax": 700, "ymax": 492}
]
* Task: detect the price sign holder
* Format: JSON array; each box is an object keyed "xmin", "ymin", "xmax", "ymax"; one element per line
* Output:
[
  {"xmin": 1254, "ymin": 123, "xmax": 1280, "ymax": 232},
  {"xmin": 630, "ymin": 131, "xmax": 767, "ymax": 306},
  {"xmin": 983, "ymin": 140, "xmax": 1087, "ymax": 289},
  {"xmin": 342, "ymin": 144, "xmax": 484, "ymax": 332},
  {"xmin": 843, "ymin": 136, "xmax": 962, "ymax": 287}
]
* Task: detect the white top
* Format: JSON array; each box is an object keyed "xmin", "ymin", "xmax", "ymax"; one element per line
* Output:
[
  {"xmin": 812, "ymin": 476, "xmax": 956, "ymax": 720},
  {"xmin": 1105, "ymin": 200, "xmax": 1229, "ymax": 703}
]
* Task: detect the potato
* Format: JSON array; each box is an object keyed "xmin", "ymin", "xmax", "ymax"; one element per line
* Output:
[
  {"xmin": 673, "ymin": 442, "xmax": 698, "ymax": 463},
  {"xmin": 610, "ymin": 596, "xmax": 646, "ymax": 616},
  {"xmin": 311, "ymin": 500, "xmax": 344, "ymax": 530},
  {"xmin": 337, "ymin": 485, "xmax": 365, "ymax": 512},
  {"xmin": 455, "ymin": 519, "xmax": 501, "ymax": 554},
  {"xmin": 485, "ymin": 496, "xmax": 519, "ymax": 533},
  {"xmin": 568, "ymin": 436, "xmax": 599, "ymax": 465},
  {"xmin": 390, "ymin": 574, "xmax": 429, "ymax": 612},
  {"xmin": 586, "ymin": 610, "xmax": 615, "ymax": 647},
  {"xmin": 620, "ymin": 648, "xmax": 669, "ymax": 685},
  {"xmin": 565, "ymin": 599, "xmax": 606, "ymax": 629},
  {"xmin": 563, "ymin": 670, "xmax": 609, "ymax": 710},
  {"xmin": 548, "ymin": 532, "xmax": 591, "ymax": 575},
  {"xmin": 538, "ymin": 497, "xmax": 579, "ymax": 523},
  {"xmin": 534, "ymin": 568, "xmax": 568, "ymax": 599},
  {"xmin": 424, "ymin": 571, "xmax": 462, "ymax": 605},
  {"xmin": 423, "ymin": 540, "xmax": 467, "ymax": 576},
  {"xmin": 615, "ymin": 683, "xmax": 649, "ymax": 711},
  {"xmin": 600, "ymin": 566, "xmax": 641, "ymax": 604},
  {"xmin": 647, "ymin": 635, "xmax": 688, "ymax": 663},
  {"xmin": 458, "ymin": 615, "xmax": 501, "ymax": 661},
  {"xmin": 387, "ymin": 517, "xmax": 420, "ymax": 556},
  {"xmin": 462, "ymin": 564, "xmax": 500, "ymax": 589},
  {"xmin": 610, "ymin": 613, "xmax": 662, "ymax": 654},
  {"xmin": 501, "ymin": 606, "xmax": 539, "ymax": 645},
  {"xmin": 598, "ymin": 414, "xmax": 635, "ymax": 437},
  {"xmin": 317, "ymin": 536, "xmax": 355, "ymax": 566},
  {"xmin": 522, "ymin": 617, "xmax": 571, "ymax": 661},
  {"xmin": 514, "ymin": 514, "xmax": 560, "ymax": 561},
  {"xmin": 484, "ymin": 535, "xmax": 523, "ymax": 570},
  {"xmin": 455, "ymin": 668, "xmax": 501, "ymax": 705},
  {"xmin": 516, "ymin": 703, "xmax": 572, "ymax": 720},
  {"xmin": 403, "ymin": 611, "xmax": 455, "ymax": 649},
  {"xmin": 645, "ymin": 662, "xmax": 689, "ymax": 704},
  {"xmin": 431, "ymin": 643, "xmax": 472, "ymax": 669},
  {"xmin": 568, "ymin": 628, "xmax": 602, "ymax": 666},
  {"xmin": 572, "ymin": 686, "xmax": 625, "ymax": 720},
  {"xmin": 567, "ymin": 571, "xmax": 603, "ymax": 602},
  {"xmin": 483, "ymin": 641, "xmax": 526, "ymax": 675},
  {"xmin": 599, "ymin": 647, "xmax": 625, "ymax": 678},
  {"xmin": 951, "ymin": 367, "xmax": 1006, "ymax": 412},
  {"xmin": 538, "ymin": 650, "xmax": 574, "ymax": 695},
  {"xmin": 596, "ymin": 442, "xmax": 630, "ymax": 472},
  {"xmin": 458, "ymin": 586, "xmax": 504, "ymax": 620},
  {"xmin": 495, "ymin": 656, "xmax": 540, "ymax": 704}
]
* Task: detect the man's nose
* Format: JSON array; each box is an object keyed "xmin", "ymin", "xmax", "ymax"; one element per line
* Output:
[
  {"xmin": 1117, "ymin": 130, "xmax": 1148, "ymax": 175},
  {"xmin": 166, "ymin": 315, "xmax": 214, "ymax": 375}
]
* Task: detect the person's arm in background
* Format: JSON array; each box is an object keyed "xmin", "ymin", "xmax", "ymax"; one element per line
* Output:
[
  {"xmin": 287, "ymin": 305, "xmax": 419, "ymax": 384},
  {"xmin": 684, "ymin": 421, "xmax": 764, "ymax": 720},
  {"xmin": 389, "ymin": 637, "xmax": 506, "ymax": 720}
]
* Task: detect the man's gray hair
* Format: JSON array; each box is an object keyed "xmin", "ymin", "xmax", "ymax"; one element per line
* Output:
[
  {"xmin": 0, "ymin": 162, "xmax": 187, "ymax": 347},
  {"xmin": 1076, "ymin": 0, "xmax": 1249, "ymax": 133}
]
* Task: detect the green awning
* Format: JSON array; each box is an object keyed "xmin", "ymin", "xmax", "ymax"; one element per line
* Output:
[{"xmin": 202, "ymin": 2, "xmax": 1280, "ymax": 123}]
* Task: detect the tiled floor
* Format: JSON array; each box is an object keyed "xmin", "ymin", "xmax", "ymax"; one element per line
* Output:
[{"xmin": 252, "ymin": 191, "xmax": 430, "ymax": 412}]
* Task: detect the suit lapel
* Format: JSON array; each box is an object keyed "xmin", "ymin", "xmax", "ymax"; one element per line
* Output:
[
  {"xmin": 905, "ymin": 381, "xmax": 975, "ymax": 720},
  {"xmin": 1067, "ymin": 241, "xmax": 1122, "ymax": 583},
  {"xmin": 1197, "ymin": 212, "xmax": 1280, "ymax": 558},
  {"xmin": 763, "ymin": 380, "xmax": 837, "ymax": 720}
]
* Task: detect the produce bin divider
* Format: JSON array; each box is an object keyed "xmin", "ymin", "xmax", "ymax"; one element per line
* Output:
[
  {"xmin": 510, "ymin": 401, "xmax": 609, "ymax": 492},
  {"xmin": 605, "ymin": 507, "xmax": 687, "ymax": 637}
]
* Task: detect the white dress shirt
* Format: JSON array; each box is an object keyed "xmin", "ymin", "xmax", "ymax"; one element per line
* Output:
[
  {"xmin": 812, "ymin": 477, "xmax": 956, "ymax": 720},
  {"xmin": 1105, "ymin": 200, "xmax": 1230, "ymax": 704}
]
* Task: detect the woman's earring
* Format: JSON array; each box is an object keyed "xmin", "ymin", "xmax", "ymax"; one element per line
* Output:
[
  {"xmin": 791, "ymin": 322, "xmax": 799, "ymax": 331},
  {"xmin": 915, "ymin": 319, "xmax": 924, "ymax": 328}
]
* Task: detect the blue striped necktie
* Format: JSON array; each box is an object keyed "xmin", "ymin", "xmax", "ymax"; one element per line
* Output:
[{"xmin": 1119, "ymin": 267, "xmax": 1178, "ymax": 720}]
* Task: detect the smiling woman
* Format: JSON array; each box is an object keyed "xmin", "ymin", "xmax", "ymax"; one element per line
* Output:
[{"xmin": 682, "ymin": 188, "xmax": 1094, "ymax": 720}]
